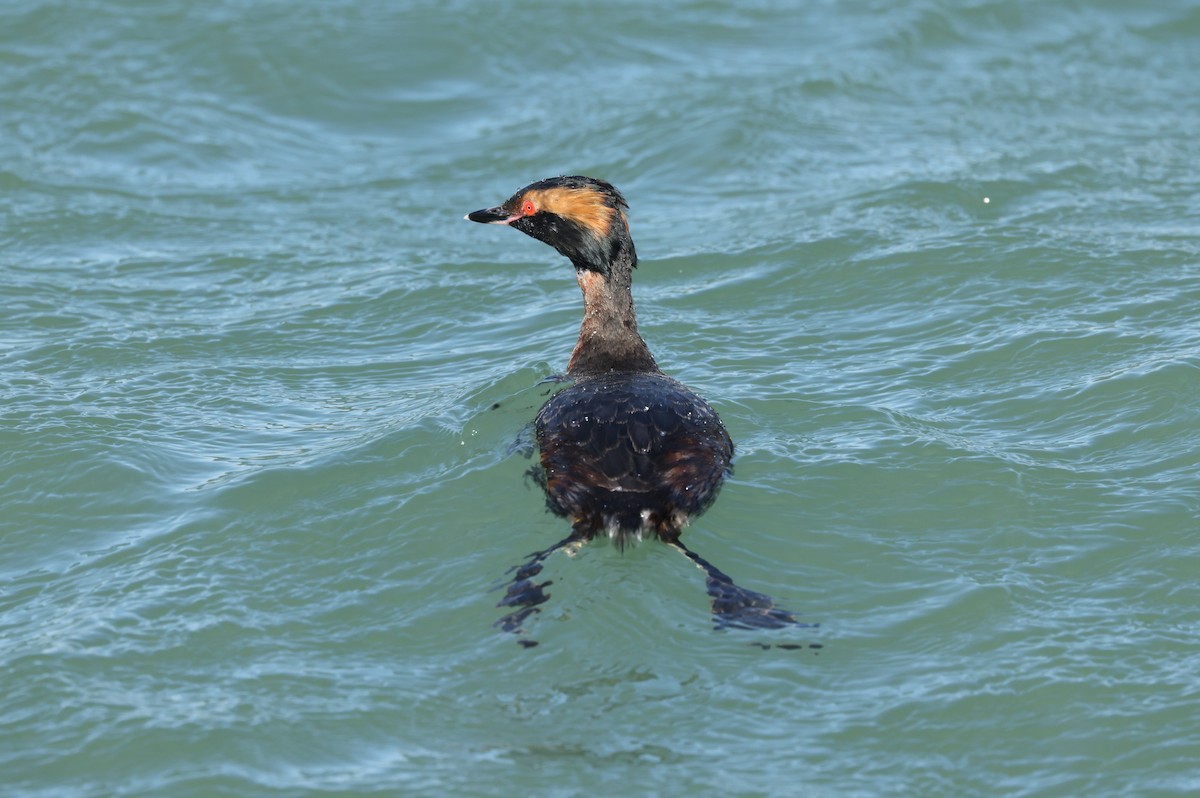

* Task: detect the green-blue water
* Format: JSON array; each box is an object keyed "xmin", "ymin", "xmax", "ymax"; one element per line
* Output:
[{"xmin": 3, "ymin": 2, "xmax": 1199, "ymax": 796}]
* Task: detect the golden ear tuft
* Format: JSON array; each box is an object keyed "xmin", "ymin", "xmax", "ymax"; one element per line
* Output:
[{"xmin": 525, "ymin": 186, "xmax": 616, "ymax": 238}]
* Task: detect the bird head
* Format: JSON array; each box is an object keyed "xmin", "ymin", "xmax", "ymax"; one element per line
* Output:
[{"xmin": 466, "ymin": 175, "xmax": 635, "ymax": 275}]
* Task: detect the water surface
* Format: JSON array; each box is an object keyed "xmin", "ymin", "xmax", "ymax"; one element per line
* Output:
[{"xmin": 2, "ymin": 2, "xmax": 1199, "ymax": 796}]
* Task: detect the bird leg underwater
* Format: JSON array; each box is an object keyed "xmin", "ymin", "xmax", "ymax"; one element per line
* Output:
[
  {"xmin": 490, "ymin": 526, "xmax": 810, "ymax": 639},
  {"xmin": 491, "ymin": 527, "xmax": 587, "ymax": 644},
  {"xmin": 665, "ymin": 537, "xmax": 810, "ymax": 631}
]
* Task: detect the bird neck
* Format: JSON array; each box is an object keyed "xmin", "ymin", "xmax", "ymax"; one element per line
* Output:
[{"xmin": 566, "ymin": 246, "xmax": 660, "ymax": 378}]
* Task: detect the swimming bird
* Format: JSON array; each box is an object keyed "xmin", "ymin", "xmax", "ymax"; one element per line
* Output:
[{"xmin": 467, "ymin": 175, "xmax": 798, "ymax": 638}]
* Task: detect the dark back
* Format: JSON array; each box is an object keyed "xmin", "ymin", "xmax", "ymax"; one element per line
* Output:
[{"xmin": 534, "ymin": 372, "xmax": 733, "ymax": 536}]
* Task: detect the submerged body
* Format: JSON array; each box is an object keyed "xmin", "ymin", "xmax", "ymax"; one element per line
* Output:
[
  {"xmin": 467, "ymin": 175, "xmax": 797, "ymax": 637},
  {"xmin": 535, "ymin": 370, "xmax": 731, "ymax": 547}
]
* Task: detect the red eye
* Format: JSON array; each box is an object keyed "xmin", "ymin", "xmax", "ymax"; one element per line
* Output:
[{"xmin": 521, "ymin": 199, "xmax": 536, "ymax": 216}]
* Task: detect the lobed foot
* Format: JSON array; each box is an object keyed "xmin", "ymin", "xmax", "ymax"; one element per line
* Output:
[{"xmin": 706, "ymin": 577, "xmax": 807, "ymax": 630}]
